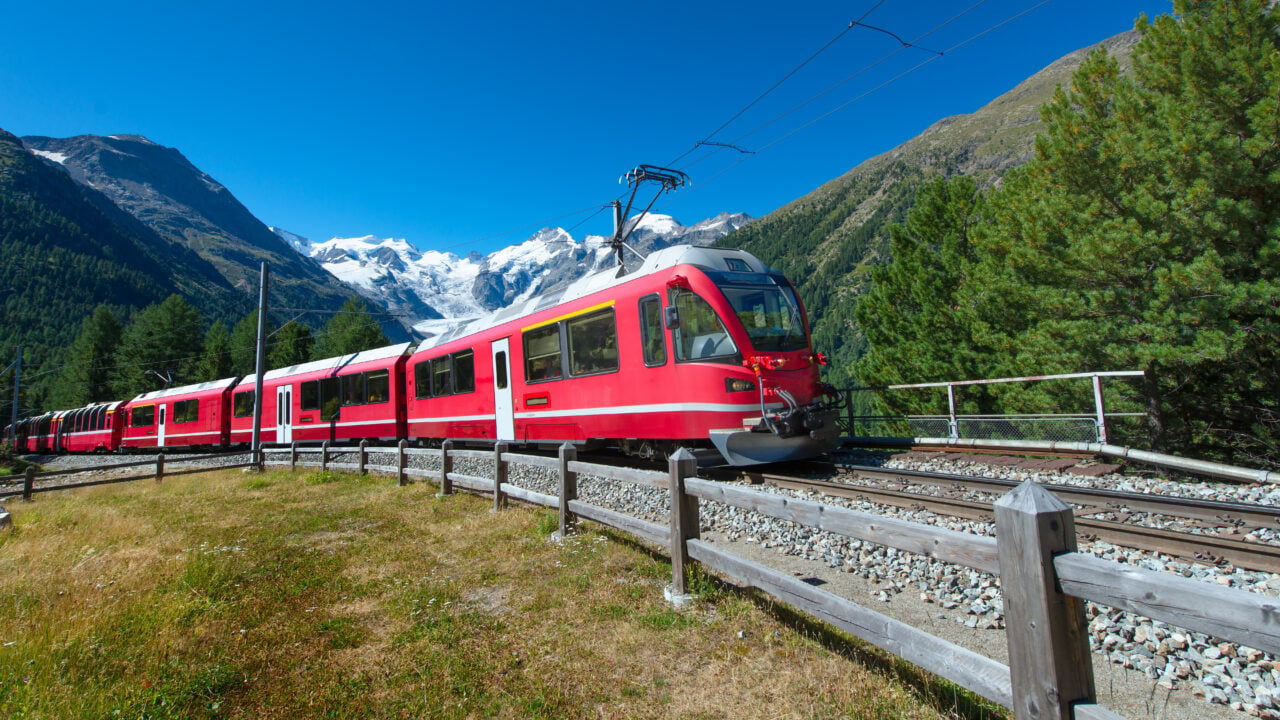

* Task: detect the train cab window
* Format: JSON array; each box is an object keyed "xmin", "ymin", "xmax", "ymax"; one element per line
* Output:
[
  {"xmin": 234, "ymin": 391, "xmax": 255, "ymax": 418},
  {"xmin": 131, "ymin": 405, "xmax": 155, "ymax": 427},
  {"xmin": 669, "ymin": 290, "xmax": 738, "ymax": 362},
  {"xmin": 454, "ymin": 350, "xmax": 475, "ymax": 393},
  {"xmin": 524, "ymin": 325, "xmax": 563, "ymax": 382},
  {"xmin": 432, "ymin": 357, "xmax": 452, "ymax": 397},
  {"xmin": 639, "ymin": 295, "xmax": 667, "ymax": 367},
  {"xmin": 366, "ymin": 370, "xmax": 389, "ymax": 403},
  {"xmin": 720, "ymin": 284, "xmax": 808, "ymax": 353},
  {"xmin": 567, "ymin": 309, "xmax": 618, "ymax": 377},
  {"xmin": 173, "ymin": 399, "xmax": 198, "ymax": 424}
]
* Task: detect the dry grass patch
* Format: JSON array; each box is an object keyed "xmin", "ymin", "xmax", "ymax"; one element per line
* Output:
[{"xmin": 0, "ymin": 467, "xmax": 994, "ymax": 719}]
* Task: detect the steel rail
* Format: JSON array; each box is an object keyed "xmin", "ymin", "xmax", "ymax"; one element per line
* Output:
[
  {"xmin": 830, "ymin": 464, "xmax": 1280, "ymax": 531},
  {"xmin": 734, "ymin": 471, "xmax": 1280, "ymax": 574}
]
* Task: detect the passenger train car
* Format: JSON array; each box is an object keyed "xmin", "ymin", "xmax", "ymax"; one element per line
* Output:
[{"xmin": 4, "ymin": 245, "xmax": 840, "ymax": 466}]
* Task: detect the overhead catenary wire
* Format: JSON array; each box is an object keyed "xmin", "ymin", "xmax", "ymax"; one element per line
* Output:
[
  {"xmin": 655, "ymin": 0, "xmax": 1053, "ymax": 210},
  {"xmin": 666, "ymin": 0, "xmax": 889, "ymax": 169}
]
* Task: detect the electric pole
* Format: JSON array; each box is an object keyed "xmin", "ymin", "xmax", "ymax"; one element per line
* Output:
[{"xmin": 251, "ymin": 263, "xmax": 268, "ymax": 468}]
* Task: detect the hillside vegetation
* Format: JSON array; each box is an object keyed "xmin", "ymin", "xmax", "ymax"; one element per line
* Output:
[
  {"xmin": 852, "ymin": 0, "xmax": 1280, "ymax": 466},
  {"xmin": 721, "ymin": 31, "xmax": 1139, "ymax": 388},
  {"xmin": 0, "ymin": 130, "xmax": 250, "ymax": 411}
]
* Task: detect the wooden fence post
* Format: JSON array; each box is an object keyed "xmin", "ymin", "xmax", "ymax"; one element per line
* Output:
[
  {"xmin": 290, "ymin": 441, "xmax": 298, "ymax": 472},
  {"xmin": 556, "ymin": 443, "xmax": 577, "ymax": 540},
  {"xmin": 397, "ymin": 439, "xmax": 408, "ymax": 486},
  {"xmin": 667, "ymin": 448, "xmax": 699, "ymax": 603},
  {"xmin": 493, "ymin": 441, "xmax": 508, "ymax": 511},
  {"xmin": 23, "ymin": 467, "xmax": 34, "ymax": 501},
  {"xmin": 995, "ymin": 481, "xmax": 1096, "ymax": 720},
  {"xmin": 438, "ymin": 440, "xmax": 453, "ymax": 496},
  {"xmin": 321, "ymin": 440, "xmax": 330, "ymax": 472},
  {"xmin": 155, "ymin": 453, "xmax": 165, "ymax": 484},
  {"xmin": 358, "ymin": 439, "xmax": 368, "ymax": 475}
]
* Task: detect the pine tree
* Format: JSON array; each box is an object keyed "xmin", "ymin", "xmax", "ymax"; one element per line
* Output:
[
  {"xmin": 970, "ymin": 0, "xmax": 1280, "ymax": 461},
  {"xmin": 854, "ymin": 176, "xmax": 990, "ymax": 415},
  {"xmin": 196, "ymin": 321, "xmax": 233, "ymax": 381},
  {"xmin": 269, "ymin": 321, "xmax": 315, "ymax": 369},
  {"xmin": 48, "ymin": 305, "xmax": 122, "ymax": 408},
  {"xmin": 312, "ymin": 297, "xmax": 390, "ymax": 360},
  {"xmin": 112, "ymin": 295, "xmax": 205, "ymax": 398},
  {"xmin": 229, "ymin": 310, "xmax": 275, "ymax": 377}
]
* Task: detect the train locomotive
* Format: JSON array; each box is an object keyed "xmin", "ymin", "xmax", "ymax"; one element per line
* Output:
[{"xmin": 6, "ymin": 244, "xmax": 840, "ymax": 466}]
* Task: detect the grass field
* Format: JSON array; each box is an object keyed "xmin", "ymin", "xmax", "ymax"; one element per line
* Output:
[{"xmin": 0, "ymin": 468, "xmax": 993, "ymax": 719}]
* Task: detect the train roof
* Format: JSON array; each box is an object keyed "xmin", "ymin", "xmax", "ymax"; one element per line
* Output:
[
  {"xmin": 259, "ymin": 341, "xmax": 413, "ymax": 382},
  {"xmin": 414, "ymin": 244, "xmax": 771, "ymax": 353},
  {"xmin": 130, "ymin": 377, "xmax": 240, "ymax": 403}
]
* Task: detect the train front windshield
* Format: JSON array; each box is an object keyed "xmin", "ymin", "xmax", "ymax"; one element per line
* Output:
[{"xmin": 713, "ymin": 273, "xmax": 809, "ymax": 353}]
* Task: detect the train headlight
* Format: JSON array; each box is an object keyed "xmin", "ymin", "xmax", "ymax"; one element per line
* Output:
[{"xmin": 725, "ymin": 378, "xmax": 756, "ymax": 393}]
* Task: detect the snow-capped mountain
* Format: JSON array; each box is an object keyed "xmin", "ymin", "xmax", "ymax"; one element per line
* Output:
[{"xmin": 273, "ymin": 212, "xmax": 751, "ymax": 337}]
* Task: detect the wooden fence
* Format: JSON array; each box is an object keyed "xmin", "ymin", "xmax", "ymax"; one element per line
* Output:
[
  {"xmin": 4, "ymin": 451, "xmax": 256, "ymax": 500},
  {"xmin": 15, "ymin": 441, "xmax": 1278, "ymax": 720},
  {"xmin": 258, "ymin": 440, "xmax": 1280, "ymax": 720}
]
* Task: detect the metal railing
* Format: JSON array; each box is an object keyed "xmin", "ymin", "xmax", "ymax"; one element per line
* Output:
[{"xmin": 839, "ymin": 371, "xmax": 1146, "ymax": 446}]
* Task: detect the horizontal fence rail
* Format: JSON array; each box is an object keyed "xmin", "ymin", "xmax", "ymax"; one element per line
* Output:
[
  {"xmin": 3, "ymin": 451, "xmax": 254, "ymax": 499},
  {"xmin": 21, "ymin": 438, "xmax": 1275, "ymax": 720}
]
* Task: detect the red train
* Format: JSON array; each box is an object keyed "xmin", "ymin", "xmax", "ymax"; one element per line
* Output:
[{"xmin": 5, "ymin": 245, "xmax": 840, "ymax": 465}]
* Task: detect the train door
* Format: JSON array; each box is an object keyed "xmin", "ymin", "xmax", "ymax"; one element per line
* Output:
[
  {"xmin": 276, "ymin": 385, "xmax": 293, "ymax": 443},
  {"xmin": 491, "ymin": 338, "xmax": 515, "ymax": 441},
  {"xmin": 157, "ymin": 405, "xmax": 167, "ymax": 446}
]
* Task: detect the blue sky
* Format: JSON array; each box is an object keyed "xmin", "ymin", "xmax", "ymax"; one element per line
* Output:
[{"xmin": 2, "ymin": 1, "xmax": 1170, "ymax": 255}]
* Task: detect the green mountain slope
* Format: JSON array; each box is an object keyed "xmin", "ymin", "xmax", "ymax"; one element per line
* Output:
[
  {"xmin": 21, "ymin": 134, "xmax": 379, "ymax": 322},
  {"xmin": 0, "ymin": 129, "xmax": 250, "ymax": 411},
  {"xmin": 721, "ymin": 32, "xmax": 1139, "ymax": 386}
]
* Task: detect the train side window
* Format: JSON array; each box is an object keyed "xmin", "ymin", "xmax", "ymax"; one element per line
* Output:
[
  {"xmin": 669, "ymin": 290, "xmax": 737, "ymax": 362},
  {"xmin": 234, "ymin": 391, "xmax": 255, "ymax": 418},
  {"xmin": 454, "ymin": 350, "xmax": 475, "ymax": 393},
  {"xmin": 173, "ymin": 399, "xmax": 198, "ymax": 423},
  {"xmin": 639, "ymin": 295, "xmax": 666, "ymax": 367},
  {"xmin": 495, "ymin": 351, "xmax": 508, "ymax": 389},
  {"xmin": 366, "ymin": 369, "xmax": 389, "ymax": 403},
  {"xmin": 432, "ymin": 356, "xmax": 453, "ymax": 397},
  {"xmin": 300, "ymin": 381, "xmax": 320, "ymax": 410},
  {"xmin": 567, "ymin": 309, "xmax": 618, "ymax": 377},
  {"xmin": 341, "ymin": 373, "xmax": 364, "ymax": 406},
  {"xmin": 319, "ymin": 377, "xmax": 340, "ymax": 419},
  {"xmin": 413, "ymin": 360, "xmax": 432, "ymax": 398},
  {"xmin": 524, "ymin": 324, "xmax": 563, "ymax": 382},
  {"xmin": 131, "ymin": 405, "xmax": 155, "ymax": 427}
]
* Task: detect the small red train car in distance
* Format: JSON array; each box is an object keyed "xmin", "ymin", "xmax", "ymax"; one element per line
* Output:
[
  {"xmin": 120, "ymin": 378, "xmax": 238, "ymax": 450},
  {"xmin": 229, "ymin": 343, "xmax": 412, "ymax": 446}
]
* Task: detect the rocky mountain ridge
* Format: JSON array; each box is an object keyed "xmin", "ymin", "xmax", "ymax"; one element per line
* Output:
[{"xmin": 277, "ymin": 211, "xmax": 752, "ymax": 336}]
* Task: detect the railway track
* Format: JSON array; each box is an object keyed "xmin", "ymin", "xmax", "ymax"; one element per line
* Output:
[{"xmin": 717, "ymin": 463, "xmax": 1280, "ymax": 574}]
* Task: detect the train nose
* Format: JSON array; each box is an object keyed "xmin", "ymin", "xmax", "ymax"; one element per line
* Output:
[{"xmin": 710, "ymin": 402, "xmax": 840, "ymax": 466}]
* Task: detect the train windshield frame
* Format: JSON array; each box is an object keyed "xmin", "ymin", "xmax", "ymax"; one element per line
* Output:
[{"xmin": 708, "ymin": 272, "xmax": 809, "ymax": 353}]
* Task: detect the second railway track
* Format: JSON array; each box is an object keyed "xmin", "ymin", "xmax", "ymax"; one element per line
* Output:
[{"xmin": 721, "ymin": 463, "xmax": 1280, "ymax": 574}]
